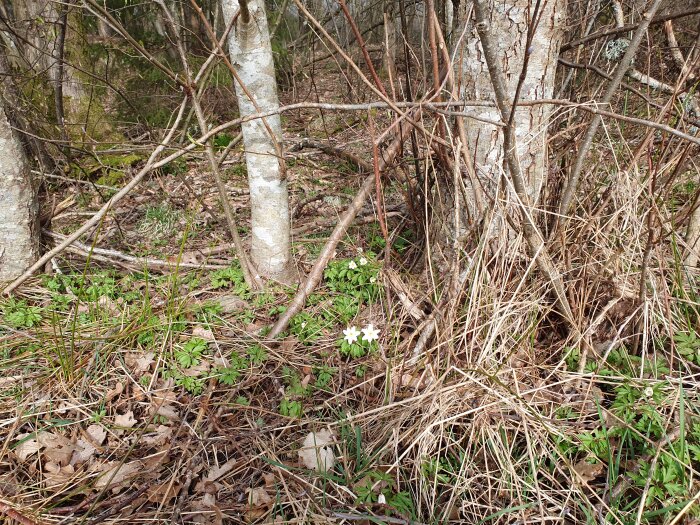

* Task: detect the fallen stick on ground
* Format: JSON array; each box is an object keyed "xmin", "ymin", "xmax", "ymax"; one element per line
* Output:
[{"xmin": 44, "ymin": 231, "xmax": 229, "ymax": 270}]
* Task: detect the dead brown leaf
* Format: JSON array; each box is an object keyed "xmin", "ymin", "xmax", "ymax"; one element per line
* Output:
[
  {"xmin": 206, "ymin": 458, "xmax": 238, "ymax": 482},
  {"xmin": 147, "ymin": 481, "xmax": 181, "ymax": 503},
  {"xmin": 125, "ymin": 352, "xmax": 155, "ymax": 374},
  {"xmin": 192, "ymin": 325, "xmax": 215, "ymax": 341},
  {"xmin": 105, "ymin": 382, "xmax": 125, "ymax": 402},
  {"xmin": 44, "ymin": 462, "xmax": 75, "ymax": 491},
  {"xmin": 245, "ymin": 486, "xmax": 273, "ymax": 522},
  {"xmin": 70, "ymin": 438, "xmax": 97, "ymax": 466},
  {"xmin": 14, "ymin": 432, "xmax": 45, "ymax": 461},
  {"xmin": 573, "ymin": 459, "xmax": 605, "ymax": 483},
  {"xmin": 94, "ymin": 460, "xmax": 142, "ymax": 491},
  {"xmin": 143, "ymin": 424, "xmax": 174, "ymax": 446},
  {"xmin": 85, "ymin": 424, "xmax": 107, "ymax": 445},
  {"xmin": 262, "ymin": 472, "xmax": 275, "ymax": 487},
  {"xmin": 114, "ymin": 410, "xmax": 137, "ymax": 429}
]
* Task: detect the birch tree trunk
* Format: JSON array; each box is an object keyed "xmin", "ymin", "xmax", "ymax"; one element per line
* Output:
[
  {"xmin": 0, "ymin": 97, "xmax": 39, "ymax": 283},
  {"xmin": 447, "ymin": 0, "xmax": 565, "ymax": 240},
  {"xmin": 221, "ymin": 0, "xmax": 293, "ymax": 283}
]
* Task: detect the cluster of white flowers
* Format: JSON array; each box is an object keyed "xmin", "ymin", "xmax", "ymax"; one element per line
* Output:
[
  {"xmin": 343, "ymin": 324, "xmax": 380, "ymax": 345},
  {"xmin": 347, "ymin": 257, "xmax": 368, "ymax": 270}
]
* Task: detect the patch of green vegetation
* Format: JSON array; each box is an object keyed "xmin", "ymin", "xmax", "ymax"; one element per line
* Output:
[
  {"xmin": 313, "ymin": 365, "xmax": 336, "ymax": 389},
  {"xmin": 247, "ymin": 344, "xmax": 268, "ymax": 366},
  {"xmin": 674, "ymin": 331, "xmax": 700, "ymax": 365},
  {"xmin": 337, "ymin": 324, "xmax": 379, "ymax": 359},
  {"xmin": 175, "ymin": 337, "xmax": 208, "ymax": 368},
  {"xmin": 209, "ymin": 263, "xmax": 249, "ymax": 298},
  {"xmin": 213, "ymin": 133, "xmax": 234, "ymax": 150},
  {"xmin": 216, "ymin": 353, "xmax": 248, "ymax": 386},
  {"xmin": 159, "ymin": 158, "xmax": 188, "ymax": 176},
  {"xmin": 289, "ymin": 311, "xmax": 328, "ymax": 344},
  {"xmin": 279, "ymin": 398, "xmax": 303, "ymax": 418},
  {"xmin": 225, "ymin": 163, "xmax": 247, "ymax": 180},
  {"xmin": 1, "ymin": 299, "xmax": 43, "ymax": 328},
  {"xmin": 194, "ymin": 301, "xmax": 223, "ymax": 323},
  {"xmin": 137, "ymin": 204, "xmax": 182, "ymax": 241},
  {"xmin": 324, "ymin": 254, "xmax": 381, "ymax": 304},
  {"xmin": 329, "ymin": 295, "xmax": 359, "ymax": 324},
  {"xmin": 69, "ymin": 153, "xmax": 141, "ymax": 186},
  {"xmin": 277, "ymin": 366, "xmax": 313, "ymax": 418},
  {"xmin": 555, "ymin": 347, "xmax": 700, "ymax": 520}
]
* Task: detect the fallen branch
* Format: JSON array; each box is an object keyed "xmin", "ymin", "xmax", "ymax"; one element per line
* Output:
[
  {"xmin": 45, "ymin": 231, "xmax": 229, "ymax": 270},
  {"xmin": 292, "ymin": 209, "xmax": 404, "ymax": 236},
  {"xmin": 0, "ymin": 501, "xmax": 46, "ymax": 525}
]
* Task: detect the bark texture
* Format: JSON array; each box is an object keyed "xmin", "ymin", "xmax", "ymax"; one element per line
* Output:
[
  {"xmin": 221, "ymin": 0, "xmax": 292, "ymax": 282},
  {"xmin": 452, "ymin": 0, "xmax": 565, "ymax": 231},
  {"xmin": 0, "ymin": 99, "xmax": 39, "ymax": 283}
]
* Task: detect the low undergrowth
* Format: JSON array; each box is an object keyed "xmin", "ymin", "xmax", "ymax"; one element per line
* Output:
[{"xmin": 2, "ymin": 214, "xmax": 700, "ymax": 525}]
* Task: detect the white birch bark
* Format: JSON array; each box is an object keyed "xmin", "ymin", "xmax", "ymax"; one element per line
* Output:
[
  {"xmin": 454, "ymin": 0, "xmax": 565, "ymax": 231},
  {"xmin": 221, "ymin": 0, "xmax": 293, "ymax": 282},
  {"xmin": 0, "ymin": 99, "xmax": 39, "ymax": 283},
  {"xmin": 685, "ymin": 195, "xmax": 700, "ymax": 268}
]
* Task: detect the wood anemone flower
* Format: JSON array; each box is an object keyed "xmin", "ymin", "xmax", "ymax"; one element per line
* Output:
[
  {"xmin": 343, "ymin": 326, "xmax": 361, "ymax": 345},
  {"xmin": 361, "ymin": 324, "xmax": 380, "ymax": 343}
]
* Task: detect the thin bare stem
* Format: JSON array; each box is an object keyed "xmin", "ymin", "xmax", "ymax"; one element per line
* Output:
[
  {"xmin": 557, "ymin": 0, "xmax": 665, "ymax": 224},
  {"xmin": 269, "ymin": 111, "xmax": 420, "ymax": 338},
  {"xmin": 157, "ymin": 0, "xmax": 260, "ymax": 289}
]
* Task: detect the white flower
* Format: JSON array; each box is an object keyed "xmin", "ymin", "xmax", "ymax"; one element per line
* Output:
[
  {"xmin": 377, "ymin": 493, "xmax": 386, "ymax": 504},
  {"xmin": 348, "ymin": 260, "xmax": 358, "ymax": 270},
  {"xmin": 370, "ymin": 276, "xmax": 376, "ymax": 283},
  {"xmin": 359, "ymin": 257, "xmax": 368, "ymax": 266},
  {"xmin": 343, "ymin": 326, "xmax": 361, "ymax": 345},
  {"xmin": 643, "ymin": 386, "xmax": 654, "ymax": 398},
  {"xmin": 301, "ymin": 321, "xmax": 307, "ymax": 329},
  {"xmin": 361, "ymin": 324, "xmax": 380, "ymax": 343},
  {"xmin": 357, "ymin": 247, "xmax": 363, "ymax": 253}
]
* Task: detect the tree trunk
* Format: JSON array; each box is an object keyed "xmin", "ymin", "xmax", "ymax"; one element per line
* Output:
[
  {"xmin": 10, "ymin": 0, "xmax": 85, "ymax": 136},
  {"xmin": 221, "ymin": 0, "xmax": 293, "ymax": 283},
  {"xmin": 0, "ymin": 97, "xmax": 39, "ymax": 283},
  {"xmin": 446, "ymin": 0, "xmax": 565, "ymax": 241}
]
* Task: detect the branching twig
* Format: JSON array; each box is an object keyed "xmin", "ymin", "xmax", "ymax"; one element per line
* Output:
[
  {"xmin": 157, "ymin": 0, "xmax": 260, "ymax": 289},
  {"xmin": 560, "ymin": 5, "xmax": 700, "ymax": 52},
  {"xmin": 557, "ymin": 0, "xmax": 665, "ymax": 223},
  {"xmin": 269, "ymin": 112, "xmax": 419, "ymax": 338},
  {"xmin": 44, "ymin": 230, "xmax": 228, "ymax": 270}
]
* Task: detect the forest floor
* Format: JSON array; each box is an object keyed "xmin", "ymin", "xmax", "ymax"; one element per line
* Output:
[{"xmin": 2, "ymin": 61, "xmax": 700, "ymax": 525}]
